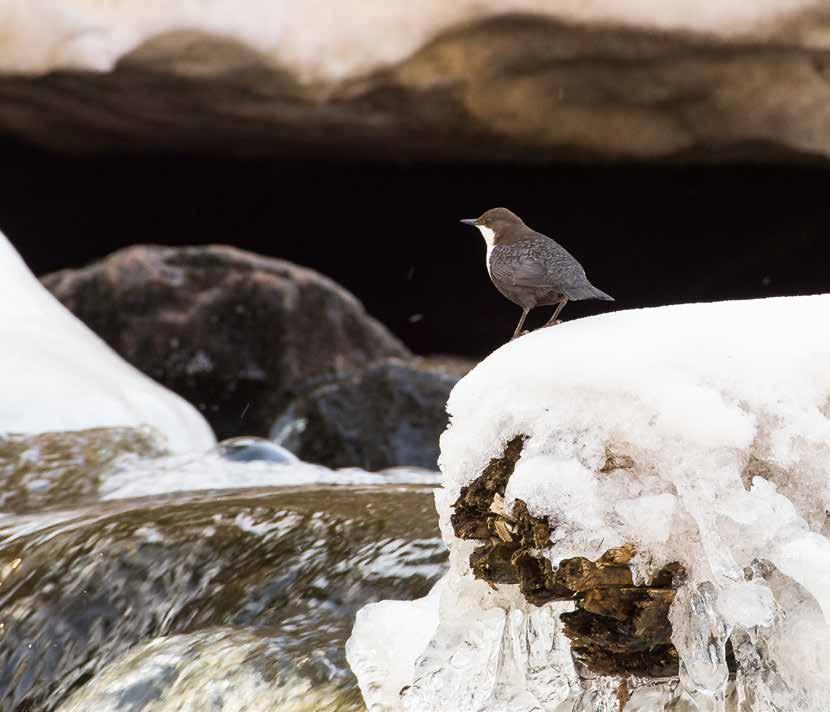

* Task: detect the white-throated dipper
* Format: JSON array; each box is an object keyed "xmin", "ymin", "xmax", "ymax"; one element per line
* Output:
[{"xmin": 461, "ymin": 207, "xmax": 613, "ymax": 340}]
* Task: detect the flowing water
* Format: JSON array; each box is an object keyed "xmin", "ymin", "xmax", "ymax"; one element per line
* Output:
[{"xmin": 0, "ymin": 428, "xmax": 446, "ymax": 711}]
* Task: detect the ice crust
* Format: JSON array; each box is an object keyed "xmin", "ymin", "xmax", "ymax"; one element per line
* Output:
[
  {"xmin": 349, "ymin": 296, "xmax": 830, "ymax": 711},
  {"xmin": 0, "ymin": 0, "xmax": 822, "ymax": 79},
  {"xmin": 0, "ymin": 233, "xmax": 215, "ymax": 452}
]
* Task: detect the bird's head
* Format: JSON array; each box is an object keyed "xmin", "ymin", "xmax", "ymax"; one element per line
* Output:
[{"xmin": 460, "ymin": 207, "xmax": 525, "ymax": 246}]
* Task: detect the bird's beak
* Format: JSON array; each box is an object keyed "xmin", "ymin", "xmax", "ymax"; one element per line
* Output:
[{"xmin": 460, "ymin": 218, "xmax": 477, "ymax": 226}]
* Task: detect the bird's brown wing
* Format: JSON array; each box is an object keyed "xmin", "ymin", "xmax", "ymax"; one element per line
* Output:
[
  {"xmin": 489, "ymin": 245, "xmax": 550, "ymax": 289},
  {"xmin": 528, "ymin": 234, "xmax": 607, "ymax": 300}
]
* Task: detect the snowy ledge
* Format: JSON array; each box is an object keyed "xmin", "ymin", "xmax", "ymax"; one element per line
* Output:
[
  {"xmin": 1, "ymin": 0, "xmax": 824, "ymax": 79},
  {"xmin": 3, "ymin": 3, "xmax": 830, "ymax": 160},
  {"xmin": 349, "ymin": 295, "xmax": 830, "ymax": 710}
]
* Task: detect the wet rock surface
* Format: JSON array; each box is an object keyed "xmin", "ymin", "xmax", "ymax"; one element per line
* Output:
[
  {"xmin": 3, "ymin": 15, "xmax": 830, "ymax": 161},
  {"xmin": 0, "ymin": 485, "xmax": 445, "ymax": 711},
  {"xmin": 271, "ymin": 357, "xmax": 467, "ymax": 471},
  {"xmin": 41, "ymin": 245, "xmax": 409, "ymax": 440},
  {"xmin": 452, "ymin": 436, "xmax": 686, "ymax": 678}
]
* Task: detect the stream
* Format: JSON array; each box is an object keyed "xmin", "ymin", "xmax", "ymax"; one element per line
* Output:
[{"xmin": 0, "ymin": 428, "xmax": 446, "ymax": 711}]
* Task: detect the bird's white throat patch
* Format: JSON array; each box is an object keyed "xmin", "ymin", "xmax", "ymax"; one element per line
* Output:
[
  {"xmin": 476, "ymin": 225, "xmax": 495, "ymax": 247},
  {"xmin": 476, "ymin": 225, "xmax": 496, "ymax": 277}
]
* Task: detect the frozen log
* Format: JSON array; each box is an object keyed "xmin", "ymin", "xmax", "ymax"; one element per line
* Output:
[
  {"xmin": 349, "ymin": 296, "xmax": 830, "ymax": 711},
  {"xmin": 453, "ymin": 436, "xmax": 686, "ymax": 678}
]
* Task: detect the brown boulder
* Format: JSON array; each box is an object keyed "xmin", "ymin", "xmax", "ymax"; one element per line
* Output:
[
  {"xmin": 41, "ymin": 245, "xmax": 409, "ymax": 439},
  {"xmin": 3, "ymin": 12, "xmax": 830, "ymax": 161}
]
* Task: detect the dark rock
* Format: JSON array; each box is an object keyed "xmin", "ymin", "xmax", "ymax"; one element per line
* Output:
[
  {"xmin": 270, "ymin": 357, "xmax": 470, "ymax": 470},
  {"xmin": 41, "ymin": 245, "xmax": 409, "ymax": 440}
]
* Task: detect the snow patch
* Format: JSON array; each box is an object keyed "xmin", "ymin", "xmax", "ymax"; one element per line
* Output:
[{"xmin": 0, "ymin": 232, "xmax": 215, "ymax": 453}]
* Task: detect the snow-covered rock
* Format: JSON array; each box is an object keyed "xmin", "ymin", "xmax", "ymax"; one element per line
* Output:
[
  {"xmin": 0, "ymin": 232, "xmax": 215, "ymax": 452},
  {"xmin": 2, "ymin": 1, "xmax": 830, "ymax": 159},
  {"xmin": 348, "ymin": 295, "xmax": 830, "ymax": 710},
  {"xmin": 1, "ymin": 0, "xmax": 822, "ymax": 80}
]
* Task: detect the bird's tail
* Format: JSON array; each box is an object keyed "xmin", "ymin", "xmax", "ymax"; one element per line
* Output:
[{"xmin": 569, "ymin": 284, "xmax": 614, "ymax": 301}]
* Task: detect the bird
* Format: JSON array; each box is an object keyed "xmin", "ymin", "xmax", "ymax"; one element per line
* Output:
[{"xmin": 460, "ymin": 207, "xmax": 613, "ymax": 340}]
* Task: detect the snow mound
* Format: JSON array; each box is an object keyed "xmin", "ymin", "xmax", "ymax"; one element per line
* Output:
[
  {"xmin": 0, "ymin": 0, "xmax": 821, "ymax": 79},
  {"xmin": 0, "ymin": 233, "xmax": 214, "ymax": 452},
  {"xmin": 349, "ymin": 295, "xmax": 830, "ymax": 710}
]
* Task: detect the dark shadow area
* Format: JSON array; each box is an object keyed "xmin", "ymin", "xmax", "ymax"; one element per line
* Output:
[{"xmin": 2, "ymin": 138, "xmax": 828, "ymax": 356}]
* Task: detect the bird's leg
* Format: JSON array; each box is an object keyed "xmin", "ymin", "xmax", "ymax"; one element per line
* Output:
[
  {"xmin": 511, "ymin": 308, "xmax": 530, "ymax": 340},
  {"xmin": 544, "ymin": 299, "xmax": 568, "ymax": 327}
]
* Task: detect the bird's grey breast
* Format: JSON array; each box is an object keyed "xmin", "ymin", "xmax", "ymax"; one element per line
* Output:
[
  {"xmin": 488, "ymin": 240, "xmax": 550, "ymax": 307},
  {"xmin": 489, "ymin": 234, "xmax": 590, "ymax": 307}
]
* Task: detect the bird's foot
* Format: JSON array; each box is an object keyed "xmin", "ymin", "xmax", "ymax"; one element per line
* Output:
[
  {"xmin": 510, "ymin": 330, "xmax": 531, "ymax": 341},
  {"xmin": 544, "ymin": 320, "xmax": 562, "ymax": 328}
]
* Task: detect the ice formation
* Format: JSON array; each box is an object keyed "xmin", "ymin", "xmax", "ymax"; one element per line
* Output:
[
  {"xmin": 0, "ymin": 233, "xmax": 215, "ymax": 452},
  {"xmin": 348, "ymin": 296, "xmax": 830, "ymax": 711},
  {"xmin": 0, "ymin": 0, "xmax": 822, "ymax": 79}
]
